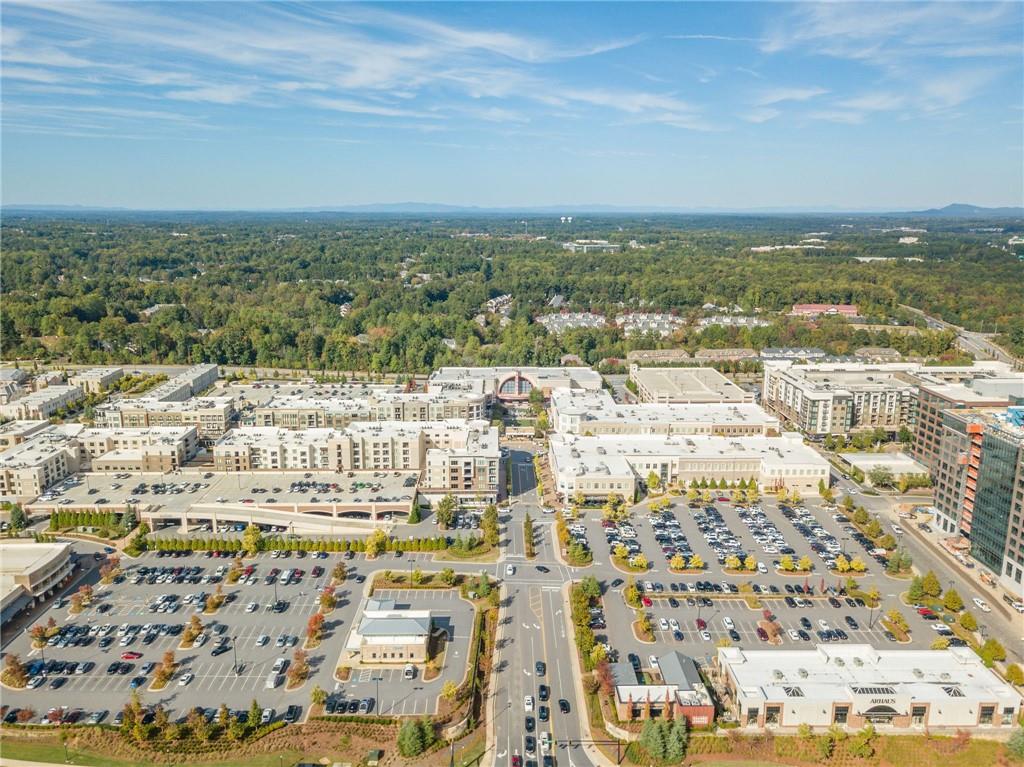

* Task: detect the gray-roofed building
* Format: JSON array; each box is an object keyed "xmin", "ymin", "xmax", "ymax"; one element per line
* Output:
[
  {"xmin": 346, "ymin": 602, "xmax": 433, "ymax": 663},
  {"xmin": 612, "ymin": 651, "xmax": 715, "ymax": 726}
]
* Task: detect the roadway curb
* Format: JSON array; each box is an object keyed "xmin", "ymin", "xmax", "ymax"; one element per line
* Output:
[{"xmin": 558, "ymin": 581, "xmax": 618, "ymax": 767}]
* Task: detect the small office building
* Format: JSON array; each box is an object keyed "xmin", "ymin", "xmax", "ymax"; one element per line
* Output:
[{"xmin": 716, "ymin": 644, "xmax": 1021, "ymax": 732}]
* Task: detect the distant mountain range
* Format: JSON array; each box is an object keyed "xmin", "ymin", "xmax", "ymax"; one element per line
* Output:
[
  {"xmin": 904, "ymin": 203, "xmax": 1024, "ymax": 218},
  {"xmin": 4, "ymin": 202, "xmax": 1022, "ymax": 217}
]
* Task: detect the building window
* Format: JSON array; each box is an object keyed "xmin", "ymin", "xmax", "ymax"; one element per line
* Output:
[
  {"xmin": 746, "ymin": 708, "xmax": 759, "ymax": 725},
  {"xmin": 911, "ymin": 706, "xmax": 926, "ymax": 725},
  {"xmin": 1003, "ymin": 707, "xmax": 1015, "ymax": 725},
  {"xmin": 765, "ymin": 706, "xmax": 781, "ymax": 725},
  {"xmin": 833, "ymin": 706, "xmax": 849, "ymax": 725},
  {"xmin": 980, "ymin": 706, "xmax": 994, "ymax": 725}
]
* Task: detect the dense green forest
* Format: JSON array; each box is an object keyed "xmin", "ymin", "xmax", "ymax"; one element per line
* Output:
[{"xmin": 1, "ymin": 213, "xmax": 1021, "ymax": 371}]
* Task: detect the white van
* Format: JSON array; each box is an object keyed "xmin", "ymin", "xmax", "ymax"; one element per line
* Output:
[
  {"xmin": 403, "ymin": 664, "xmax": 416, "ymax": 680},
  {"xmin": 265, "ymin": 672, "xmax": 281, "ymax": 689},
  {"xmin": 279, "ymin": 569, "xmax": 292, "ymax": 585}
]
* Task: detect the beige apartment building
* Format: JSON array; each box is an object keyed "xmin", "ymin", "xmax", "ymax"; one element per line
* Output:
[{"xmin": 97, "ymin": 396, "xmax": 235, "ymax": 441}]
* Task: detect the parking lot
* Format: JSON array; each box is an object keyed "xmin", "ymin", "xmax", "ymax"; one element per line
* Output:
[
  {"xmin": 1, "ymin": 549, "xmax": 474, "ymax": 725},
  {"xmin": 579, "ymin": 497, "xmax": 946, "ymax": 674}
]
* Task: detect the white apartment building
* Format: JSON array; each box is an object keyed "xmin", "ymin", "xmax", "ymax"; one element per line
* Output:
[
  {"xmin": 76, "ymin": 426, "xmax": 199, "ymax": 472},
  {"xmin": 0, "ymin": 425, "xmax": 84, "ymax": 497},
  {"xmin": 762, "ymin": 362, "xmax": 919, "ymax": 436},
  {"xmin": 0, "ymin": 420, "xmax": 50, "ymax": 451},
  {"xmin": 212, "ymin": 421, "xmax": 500, "ymax": 500},
  {"xmin": 0, "ymin": 385, "xmax": 84, "ymax": 420},
  {"xmin": 548, "ymin": 431, "xmax": 828, "ymax": 502},
  {"xmin": 69, "ymin": 366, "xmax": 124, "ymax": 394},
  {"xmin": 145, "ymin": 363, "xmax": 218, "ymax": 402},
  {"xmin": 96, "ymin": 396, "xmax": 234, "ymax": 440},
  {"xmin": 549, "ymin": 389, "xmax": 780, "ymax": 437}
]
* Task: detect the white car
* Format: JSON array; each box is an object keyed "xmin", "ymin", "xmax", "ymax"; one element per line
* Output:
[
  {"xmin": 524, "ymin": 695, "xmax": 534, "ymax": 712},
  {"xmin": 757, "ymin": 562, "xmax": 768, "ymax": 574},
  {"xmin": 246, "ymin": 601, "xmax": 258, "ymax": 613},
  {"xmin": 700, "ymin": 630, "xmax": 711, "ymax": 642},
  {"xmin": 540, "ymin": 733, "xmax": 552, "ymax": 753},
  {"xmin": 668, "ymin": 618, "xmax": 680, "ymax": 631},
  {"xmin": 649, "ymin": 655, "xmax": 659, "ymax": 669},
  {"xmin": 178, "ymin": 672, "xmax": 194, "ymax": 686},
  {"xmin": 256, "ymin": 634, "xmax": 269, "ymax": 646},
  {"xmin": 817, "ymin": 619, "xmax": 830, "ymax": 630},
  {"xmin": 193, "ymin": 632, "xmax": 208, "ymax": 647},
  {"xmin": 787, "ymin": 629, "xmax": 801, "ymax": 642},
  {"xmin": 722, "ymin": 617, "xmax": 735, "ymax": 630},
  {"xmin": 972, "ymin": 597, "xmax": 991, "ymax": 613},
  {"xmin": 505, "ymin": 565, "xmax": 516, "ymax": 577},
  {"xmin": 659, "ymin": 618, "xmax": 669, "ymax": 632}
]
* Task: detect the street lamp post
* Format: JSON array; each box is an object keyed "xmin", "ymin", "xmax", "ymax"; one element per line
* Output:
[
  {"xmin": 374, "ymin": 675, "xmax": 383, "ymax": 714},
  {"xmin": 231, "ymin": 635, "xmax": 239, "ymax": 675}
]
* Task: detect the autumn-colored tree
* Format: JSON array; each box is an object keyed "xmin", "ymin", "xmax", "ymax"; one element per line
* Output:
[{"xmin": 307, "ymin": 612, "xmax": 325, "ymax": 641}]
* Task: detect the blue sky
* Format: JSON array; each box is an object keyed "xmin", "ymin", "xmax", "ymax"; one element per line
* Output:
[{"xmin": 2, "ymin": 1, "xmax": 1022, "ymax": 209}]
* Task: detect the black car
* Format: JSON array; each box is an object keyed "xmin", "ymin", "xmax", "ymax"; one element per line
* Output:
[
  {"xmin": 610, "ymin": 579, "xmax": 624, "ymax": 589},
  {"xmin": 525, "ymin": 736, "xmax": 536, "ymax": 756},
  {"xmin": 538, "ymin": 684, "xmax": 549, "ymax": 702},
  {"xmin": 668, "ymin": 597, "xmax": 679, "ymax": 608},
  {"xmin": 347, "ymin": 700, "xmax": 359, "ymax": 713},
  {"xmin": 50, "ymin": 677, "xmax": 66, "ymax": 689},
  {"xmin": 106, "ymin": 662, "xmax": 120, "ymax": 674},
  {"xmin": 729, "ymin": 629, "xmax": 741, "ymax": 642},
  {"xmin": 536, "ymin": 566, "xmax": 550, "ymax": 574},
  {"xmin": 558, "ymin": 699, "xmax": 570, "ymax": 714},
  {"xmin": 535, "ymin": 661, "xmax": 546, "ymax": 677},
  {"xmin": 538, "ymin": 705, "xmax": 549, "ymax": 722},
  {"xmin": 844, "ymin": 616, "xmax": 859, "ymax": 630},
  {"xmin": 211, "ymin": 645, "xmax": 231, "ymax": 657},
  {"xmin": 800, "ymin": 617, "xmax": 812, "ymax": 630},
  {"xmin": 525, "ymin": 715, "xmax": 535, "ymax": 732},
  {"xmin": 628, "ymin": 653, "xmax": 641, "ymax": 672},
  {"xmin": 283, "ymin": 705, "xmax": 302, "ymax": 723}
]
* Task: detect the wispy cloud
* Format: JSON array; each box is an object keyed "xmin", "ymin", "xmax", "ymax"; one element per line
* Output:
[
  {"xmin": 756, "ymin": 86, "xmax": 828, "ymax": 105},
  {"xmin": 741, "ymin": 108, "xmax": 781, "ymax": 124}
]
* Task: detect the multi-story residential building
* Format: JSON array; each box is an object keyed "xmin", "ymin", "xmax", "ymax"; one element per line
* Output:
[
  {"xmin": 550, "ymin": 389, "xmax": 779, "ymax": 437},
  {"xmin": 697, "ymin": 315, "xmax": 770, "ymax": 330},
  {"xmin": 760, "ymin": 347, "xmax": 828, "ymax": 362},
  {"xmin": 423, "ymin": 426, "xmax": 500, "ymax": 500},
  {"xmin": 145, "ymin": 363, "xmax": 218, "ymax": 402},
  {"xmin": 0, "ymin": 385, "xmax": 84, "ymax": 420},
  {"xmin": 0, "ymin": 426, "xmax": 83, "ymax": 497},
  {"xmin": 77, "ymin": 426, "xmax": 199, "ymax": 472},
  {"xmin": 762, "ymin": 362, "xmax": 919, "ymax": 436},
  {"xmin": 251, "ymin": 386, "xmax": 489, "ymax": 427},
  {"xmin": 548, "ymin": 431, "xmax": 828, "ymax": 502},
  {"xmin": 212, "ymin": 420, "xmax": 500, "ymax": 501},
  {"xmin": 931, "ymin": 407, "xmax": 1024, "ymax": 596},
  {"xmin": 96, "ymin": 396, "xmax": 235, "ymax": 441},
  {"xmin": 0, "ymin": 420, "xmax": 50, "ymax": 451},
  {"xmin": 629, "ymin": 365, "xmax": 753, "ymax": 404},
  {"xmin": 69, "ymin": 366, "xmax": 124, "ymax": 394},
  {"xmin": 369, "ymin": 391, "xmax": 488, "ymax": 422}
]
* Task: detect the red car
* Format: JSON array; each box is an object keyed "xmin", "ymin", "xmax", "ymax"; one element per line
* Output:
[
  {"xmin": 120, "ymin": 652, "xmax": 142, "ymax": 660},
  {"xmin": 512, "ymin": 756, "xmax": 523, "ymax": 767},
  {"xmin": 696, "ymin": 618, "xmax": 707, "ymax": 630},
  {"xmin": 641, "ymin": 596, "xmax": 652, "ymax": 607},
  {"xmin": 756, "ymin": 627, "xmax": 770, "ymax": 642}
]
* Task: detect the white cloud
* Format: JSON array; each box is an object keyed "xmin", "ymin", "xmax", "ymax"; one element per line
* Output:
[
  {"xmin": 756, "ymin": 86, "xmax": 828, "ymax": 105},
  {"xmin": 165, "ymin": 85, "xmax": 261, "ymax": 105},
  {"xmin": 742, "ymin": 108, "xmax": 781, "ymax": 123}
]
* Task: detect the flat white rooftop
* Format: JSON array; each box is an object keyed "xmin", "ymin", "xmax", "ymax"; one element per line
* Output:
[{"xmin": 718, "ymin": 644, "xmax": 1021, "ymax": 706}]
